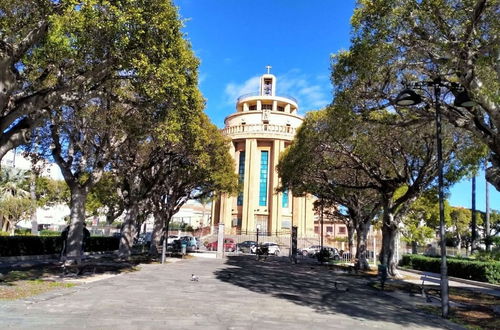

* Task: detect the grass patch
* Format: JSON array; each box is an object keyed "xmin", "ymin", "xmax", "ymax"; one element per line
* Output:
[
  {"xmin": 418, "ymin": 304, "xmax": 499, "ymax": 330},
  {"xmin": 0, "ymin": 280, "xmax": 75, "ymax": 300}
]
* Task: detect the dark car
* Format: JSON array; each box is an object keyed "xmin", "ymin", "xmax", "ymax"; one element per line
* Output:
[
  {"xmin": 237, "ymin": 240, "xmax": 257, "ymax": 253},
  {"xmin": 137, "ymin": 232, "xmax": 152, "ymax": 245}
]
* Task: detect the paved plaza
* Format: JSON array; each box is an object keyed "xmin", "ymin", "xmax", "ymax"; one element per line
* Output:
[{"xmin": 0, "ymin": 255, "xmax": 463, "ymax": 329}]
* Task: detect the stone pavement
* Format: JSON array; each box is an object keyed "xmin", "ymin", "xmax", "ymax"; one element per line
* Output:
[
  {"xmin": 396, "ymin": 268, "xmax": 500, "ymax": 297},
  {"xmin": 0, "ymin": 255, "xmax": 464, "ymax": 329}
]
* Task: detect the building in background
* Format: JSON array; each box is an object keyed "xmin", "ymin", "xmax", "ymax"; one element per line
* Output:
[
  {"xmin": 211, "ymin": 68, "xmax": 316, "ymax": 236},
  {"xmin": 1, "ymin": 150, "xmax": 69, "ymax": 231}
]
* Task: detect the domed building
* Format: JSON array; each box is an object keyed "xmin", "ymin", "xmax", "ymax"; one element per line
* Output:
[{"xmin": 211, "ymin": 68, "xmax": 315, "ymax": 237}]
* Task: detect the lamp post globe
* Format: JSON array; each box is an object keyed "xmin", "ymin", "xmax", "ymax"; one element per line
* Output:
[{"xmin": 395, "ymin": 88, "xmax": 422, "ymax": 106}]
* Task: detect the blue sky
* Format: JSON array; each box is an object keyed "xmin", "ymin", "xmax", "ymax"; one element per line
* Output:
[{"xmin": 174, "ymin": 0, "xmax": 499, "ymax": 212}]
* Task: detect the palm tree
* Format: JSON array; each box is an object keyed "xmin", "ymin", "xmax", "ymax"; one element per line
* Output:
[{"xmin": 0, "ymin": 168, "xmax": 33, "ymax": 234}]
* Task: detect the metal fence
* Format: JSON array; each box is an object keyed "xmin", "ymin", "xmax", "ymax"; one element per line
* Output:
[{"xmin": 203, "ymin": 227, "xmax": 381, "ymax": 265}]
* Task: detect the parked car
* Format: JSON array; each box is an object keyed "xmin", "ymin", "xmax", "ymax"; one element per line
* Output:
[
  {"xmin": 322, "ymin": 247, "xmax": 341, "ymax": 260},
  {"xmin": 300, "ymin": 245, "xmax": 322, "ymax": 257},
  {"xmin": 136, "ymin": 232, "xmax": 152, "ymax": 245},
  {"xmin": 205, "ymin": 238, "xmax": 236, "ymax": 252},
  {"xmin": 180, "ymin": 236, "xmax": 198, "ymax": 251},
  {"xmin": 237, "ymin": 240, "xmax": 257, "ymax": 253},
  {"xmin": 167, "ymin": 235, "xmax": 180, "ymax": 245},
  {"xmin": 251, "ymin": 242, "xmax": 280, "ymax": 256}
]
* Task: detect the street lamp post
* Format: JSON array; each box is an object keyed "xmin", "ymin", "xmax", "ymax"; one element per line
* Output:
[{"xmin": 395, "ymin": 77, "xmax": 474, "ymax": 318}]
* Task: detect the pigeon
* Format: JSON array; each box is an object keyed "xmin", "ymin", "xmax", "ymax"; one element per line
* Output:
[{"xmin": 191, "ymin": 274, "xmax": 199, "ymax": 281}]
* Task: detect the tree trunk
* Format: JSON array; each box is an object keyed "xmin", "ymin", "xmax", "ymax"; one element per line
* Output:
[
  {"xmin": 411, "ymin": 241, "xmax": 417, "ymax": 254},
  {"xmin": 347, "ymin": 222, "xmax": 354, "ymax": 259},
  {"xmin": 356, "ymin": 221, "xmax": 371, "ymax": 270},
  {"xmin": 30, "ymin": 173, "xmax": 38, "ymax": 235},
  {"xmin": 9, "ymin": 218, "xmax": 15, "ymax": 235},
  {"xmin": 379, "ymin": 199, "xmax": 398, "ymax": 276},
  {"xmin": 149, "ymin": 210, "xmax": 164, "ymax": 256},
  {"xmin": 471, "ymin": 176, "xmax": 477, "ymax": 252},
  {"xmin": 65, "ymin": 187, "xmax": 88, "ymax": 264},
  {"xmin": 118, "ymin": 202, "xmax": 139, "ymax": 258},
  {"xmin": 2, "ymin": 217, "xmax": 8, "ymax": 232}
]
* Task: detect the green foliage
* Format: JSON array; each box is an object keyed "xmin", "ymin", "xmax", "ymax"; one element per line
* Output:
[
  {"xmin": 13, "ymin": 228, "xmax": 32, "ymax": 236},
  {"xmin": 86, "ymin": 172, "xmax": 121, "ymax": 216},
  {"xmin": 0, "ymin": 236, "xmax": 119, "ymax": 257},
  {"xmin": 473, "ymin": 250, "xmax": 500, "ymax": 262},
  {"xmin": 0, "ymin": 196, "xmax": 35, "ymax": 228},
  {"xmin": 35, "ymin": 177, "xmax": 69, "ymax": 207},
  {"xmin": 335, "ymin": 0, "xmax": 499, "ymax": 189},
  {"xmin": 39, "ymin": 230, "xmax": 61, "ymax": 236},
  {"xmin": 401, "ymin": 193, "xmax": 447, "ymax": 246},
  {"xmin": 400, "ymin": 254, "xmax": 500, "ymax": 284}
]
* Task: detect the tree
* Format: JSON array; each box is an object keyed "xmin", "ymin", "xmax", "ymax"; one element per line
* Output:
[
  {"xmin": 278, "ymin": 113, "xmax": 381, "ymax": 270},
  {"xmin": 281, "ymin": 106, "xmax": 479, "ymax": 275},
  {"xmin": 401, "ymin": 192, "xmax": 451, "ymax": 253},
  {"xmin": 35, "ymin": 176, "xmax": 70, "ymax": 207},
  {"xmin": 0, "ymin": 168, "xmax": 34, "ymax": 234},
  {"xmin": 86, "ymin": 172, "xmax": 124, "ymax": 235},
  {"xmin": 147, "ymin": 113, "xmax": 238, "ymax": 256},
  {"xmin": 450, "ymin": 206, "xmax": 472, "ymax": 250},
  {"xmin": 334, "ymin": 0, "xmax": 500, "ymax": 190},
  {"xmin": 13, "ymin": 0, "xmax": 209, "ymax": 261}
]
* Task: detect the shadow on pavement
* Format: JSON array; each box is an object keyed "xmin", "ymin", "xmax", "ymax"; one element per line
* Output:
[{"xmin": 214, "ymin": 255, "xmax": 453, "ymax": 329}]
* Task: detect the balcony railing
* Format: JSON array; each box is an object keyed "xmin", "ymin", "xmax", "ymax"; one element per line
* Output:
[
  {"xmin": 222, "ymin": 124, "xmax": 296, "ymax": 137},
  {"xmin": 237, "ymin": 92, "xmax": 298, "ymax": 104}
]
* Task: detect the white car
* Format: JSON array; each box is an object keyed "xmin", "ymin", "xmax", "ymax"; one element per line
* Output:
[
  {"xmin": 251, "ymin": 242, "xmax": 280, "ymax": 256},
  {"xmin": 167, "ymin": 235, "xmax": 180, "ymax": 245}
]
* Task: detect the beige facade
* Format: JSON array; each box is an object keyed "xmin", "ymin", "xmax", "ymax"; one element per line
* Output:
[{"xmin": 212, "ymin": 71, "xmax": 315, "ymax": 236}]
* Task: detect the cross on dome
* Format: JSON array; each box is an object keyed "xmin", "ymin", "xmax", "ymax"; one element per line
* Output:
[{"xmin": 265, "ymin": 65, "xmax": 272, "ymax": 74}]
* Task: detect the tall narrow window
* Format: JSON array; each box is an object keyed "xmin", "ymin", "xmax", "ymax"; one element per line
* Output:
[
  {"xmin": 237, "ymin": 151, "xmax": 245, "ymax": 206},
  {"xmin": 259, "ymin": 151, "xmax": 269, "ymax": 206},
  {"xmin": 282, "ymin": 189, "xmax": 289, "ymax": 208}
]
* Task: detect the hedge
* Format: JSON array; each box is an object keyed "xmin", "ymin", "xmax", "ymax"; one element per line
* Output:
[
  {"xmin": 0, "ymin": 236, "xmax": 119, "ymax": 257},
  {"xmin": 400, "ymin": 254, "xmax": 500, "ymax": 284}
]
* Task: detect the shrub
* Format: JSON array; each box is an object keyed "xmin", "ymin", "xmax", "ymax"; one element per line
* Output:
[
  {"xmin": 14, "ymin": 228, "xmax": 32, "ymax": 235},
  {"xmin": 400, "ymin": 254, "xmax": 500, "ymax": 284},
  {"xmin": 39, "ymin": 230, "xmax": 61, "ymax": 236},
  {"xmin": 0, "ymin": 236, "xmax": 119, "ymax": 257},
  {"xmin": 473, "ymin": 249, "xmax": 500, "ymax": 262}
]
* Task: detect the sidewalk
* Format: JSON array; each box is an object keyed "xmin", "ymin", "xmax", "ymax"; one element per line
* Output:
[{"xmin": 396, "ymin": 268, "xmax": 500, "ymax": 297}]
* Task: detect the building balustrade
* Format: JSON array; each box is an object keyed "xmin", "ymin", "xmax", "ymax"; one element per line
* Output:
[
  {"xmin": 222, "ymin": 124, "xmax": 296, "ymax": 137},
  {"xmin": 237, "ymin": 92, "xmax": 298, "ymax": 104}
]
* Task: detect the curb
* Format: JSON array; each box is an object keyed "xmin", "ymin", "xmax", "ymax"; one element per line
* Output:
[{"xmin": 399, "ymin": 267, "xmax": 500, "ymax": 290}]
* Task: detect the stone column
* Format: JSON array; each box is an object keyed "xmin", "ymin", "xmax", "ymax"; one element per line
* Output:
[
  {"xmin": 269, "ymin": 140, "xmax": 284, "ymax": 234},
  {"xmin": 242, "ymin": 138, "xmax": 258, "ymax": 233}
]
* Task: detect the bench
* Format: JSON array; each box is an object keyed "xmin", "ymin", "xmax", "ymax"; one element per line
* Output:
[{"xmin": 409, "ymin": 272, "xmax": 441, "ymax": 302}]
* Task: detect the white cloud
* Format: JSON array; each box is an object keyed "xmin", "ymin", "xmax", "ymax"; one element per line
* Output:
[
  {"xmin": 222, "ymin": 69, "xmax": 331, "ymax": 112},
  {"xmin": 224, "ymin": 76, "xmax": 260, "ymax": 104},
  {"xmin": 277, "ymin": 69, "xmax": 331, "ymax": 112},
  {"xmin": 198, "ymin": 73, "xmax": 208, "ymax": 85}
]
